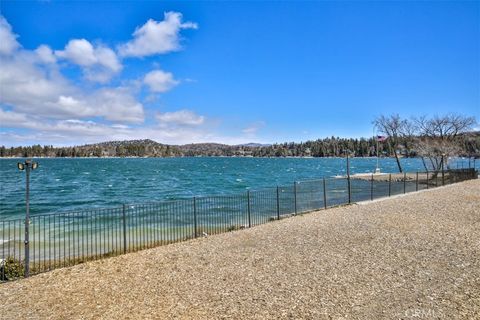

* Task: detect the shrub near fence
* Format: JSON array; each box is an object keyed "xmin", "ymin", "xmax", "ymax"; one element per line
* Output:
[{"xmin": 1, "ymin": 168, "xmax": 477, "ymax": 282}]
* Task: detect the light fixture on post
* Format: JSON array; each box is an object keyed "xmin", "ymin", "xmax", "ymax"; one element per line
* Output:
[{"xmin": 17, "ymin": 159, "xmax": 39, "ymax": 277}]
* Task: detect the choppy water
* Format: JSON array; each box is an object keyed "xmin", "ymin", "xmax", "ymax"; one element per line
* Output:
[{"xmin": 0, "ymin": 156, "xmax": 477, "ymax": 219}]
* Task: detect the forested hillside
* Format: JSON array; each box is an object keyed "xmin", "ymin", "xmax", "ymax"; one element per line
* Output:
[{"xmin": 1, "ymin": 133, "xmax": 479, "ymax": 158}]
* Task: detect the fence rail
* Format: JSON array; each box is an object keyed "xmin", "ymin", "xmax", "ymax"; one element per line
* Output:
[{"xmin": 1, "ymin": 168, "xmax": 477, "ymax": 281}]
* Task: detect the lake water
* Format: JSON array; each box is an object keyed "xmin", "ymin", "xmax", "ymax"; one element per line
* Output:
[
  {"xmin": 1, "ymin": 156, "xmax": 476, "ymax": 219},
  {"xmin": 0, "ymin": 156, "xmax": 477, "ymax": 271}
]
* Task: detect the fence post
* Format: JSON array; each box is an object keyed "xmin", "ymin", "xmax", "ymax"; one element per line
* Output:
[
  {"xmin": 389, "ymin": 173, "xmax": 392, "ymax": 196},
  {"xmin": 370, "ymin": 173, "xmax": 374, "ymax": 201},
  {"xmin": 24, "ymin": 222, "xmax": 30, "ymax": 273},
  {"xmin": 294, "ymin": 182, "xmax": 297, "ymax": 215},
  {"xmin": 122, "ymin": 204, "xmax": 127, "ymax": 254},
  {"xmin": 415, "ymin": 172, "xmax": 419, "ymax": 191},
  {"xmin": 347, "ymin": 175, "xmax": 352, "ymax": 204},
  {"xmin": 247, "ymin": 190, "xmax": 251, "ymax": 228},
  {"xmin": 323, "ymin": 178, "xmax": 327, "ymax": 209},
  {"xmin": 442, "ymin": 169, "xmax": 445, "ymax": 186},
  {"xmin": 426, "ymin": 171, "xmax": 429, "ymax": 189},
  {"xmin": 403, "ymin": 172, "xmax": 406, "ymax": 194},
  {"xmin": 193, "ymin": 197, "xmax": 198, "ymax": 238},
  {"xmin": 276, "ymin": 186, "xmax": 280, "ymax": 220}
]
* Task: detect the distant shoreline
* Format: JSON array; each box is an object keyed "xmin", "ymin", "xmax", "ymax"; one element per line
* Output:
[{"xmin": 3, "ymin": 136, "xmax": 478, "ymax": 159}]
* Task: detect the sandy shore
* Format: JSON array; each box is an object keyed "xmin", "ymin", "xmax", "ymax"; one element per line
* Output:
[{"xmin": 1, "ymin": 179, "xmax": 479, "ymax": 319}]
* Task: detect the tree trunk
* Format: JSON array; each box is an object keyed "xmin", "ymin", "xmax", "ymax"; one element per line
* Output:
[
  {"xmin": 394, "ymin": 150, "xmax": 403, "ymax": 173},
  {"xmin": 421, "ymin": 157, "xmax": 429, "ymax": 172}
]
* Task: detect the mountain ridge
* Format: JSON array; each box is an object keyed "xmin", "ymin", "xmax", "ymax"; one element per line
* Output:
[{"xmin": 1, "ymin": 132, "xmax": 479, "ymax": 158}]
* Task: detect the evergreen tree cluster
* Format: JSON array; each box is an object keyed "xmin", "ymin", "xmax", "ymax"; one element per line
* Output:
[{"xmin": 1, "ymin": 134, "xmax": 479, "ymax": 158}]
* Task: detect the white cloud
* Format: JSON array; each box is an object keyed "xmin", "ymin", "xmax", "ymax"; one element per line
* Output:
[
  {"xmin": 94, "ymin": 46, "xmax": 122, "ymax": 72},
  {"xmin": 35, "ymin": 45, "xmax": 57, "ymax": 64},
  {"xmin": 119, "ymin": 11, "xmax": 197, "ymax": 57},
  {"xmin": 0, "ymin": 15, "xmax": 230, "ymax": 147},
  {"xmin": 55, "ymin": 39, "xmax": 97, "ymax": 66},
  {"xmin": 92, "ymin": 87, "xmax": 144, "ymax": 123},
  {"xmin": 57, "ymin": 95, "xmax": 81, "ymax": 108},
  {"xmin": 1, "ymin": 107, "xmax": 268, "ymax": 146},
  {"xmin": 156, "ymin": 110, "xmax": 205, "ymax": 126},
  {"xmin": 143, "ymin": 69, "xmax": 179, "ymax": 93},
  {"xmin": 0, "ymin": 16, "xmax": 144, "ymax": 125},
  {"xmin": 51, "ymin": 119, "xmax": 125, "ymax": 137},
  {"xmin": 0, "ymin": 51, "xmax": 76, "ymax": 116},
  {"xmin": 1, "ymin": 61, "xmax": 140, "ymax": 126},
  {"xmin": 0, "ymin": 16, "xmax": 20, "ymax": 55},
  {"xmin": 55, "ymin": 39, "xmax": 122, "ymax": 82},
  {"xmin": 0, "ymin": 109, "xmax": 208, "ymax": 146},
  {"xmin": 0, "ymin": 109, "xmax": 134, "ymax": 142},
  {"xmin": 43, "ymin": 88, "xmax": 145, "ymax": 123},
  {"xmin": 242, "ymin": 121, "xmax": 266, "ymax": 135},
  {"xmin": 0, "ymin": 108, "xmax": 31, "ymax": 127},
  {"xmin": 0, "ymin": 50, "xmax": 143, "ymax": 122}
]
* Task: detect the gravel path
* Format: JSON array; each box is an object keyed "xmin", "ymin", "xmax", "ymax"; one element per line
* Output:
[{"xmin": 1, "ymin": 179, "xmax": 479, "ymax": 320}]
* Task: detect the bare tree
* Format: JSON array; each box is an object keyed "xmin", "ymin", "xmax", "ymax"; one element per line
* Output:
[
  {"xmin": 373, "ymin": 114, "xmax": 409, "ymax": 172},
  {"xmin": 413, "ymin": 114, "xmax": 477, "ymax": 172}
]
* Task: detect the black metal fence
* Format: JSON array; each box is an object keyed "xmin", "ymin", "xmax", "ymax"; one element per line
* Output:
[{"xmin": 1, "ymin": 168, "xmax": 477, "ymax": 281}]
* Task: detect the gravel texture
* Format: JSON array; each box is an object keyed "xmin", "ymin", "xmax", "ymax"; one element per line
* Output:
[{"xmin": 1, "ymin": 179, "xmax": 479, "ymax": 320}]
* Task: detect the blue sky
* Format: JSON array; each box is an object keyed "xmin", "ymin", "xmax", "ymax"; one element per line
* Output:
[{"xmin": 0, "ymin": 1, "xmax": 478, "ymax": 146}]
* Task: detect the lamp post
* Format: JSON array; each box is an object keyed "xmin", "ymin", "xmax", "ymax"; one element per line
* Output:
[{"xmin": 17, "ymin": 159, "xmax": 38, "ymax": 277}]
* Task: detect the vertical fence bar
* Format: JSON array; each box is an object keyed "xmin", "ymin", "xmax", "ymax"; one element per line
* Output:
[
  {"xmin": 276, "ymin": 187, "xmax": 280, "ymax": 220},
  {"xmin": 388, "ymin": 174, "xmax": 392, "ymax": 196},
  {"xmin": 122, "ymin": 204, "xmax": 127, "ymax": 254},
  {"xmin": 293, "ymin": 182, "xmax": 297, "ymax": 214},
  {"xmin": 193, "ymin": 197, "xmax": 198, "ymax": 238},
  {"xmin": 247, "ymin": 191, "xmax": 251, "ymax": 228},
  {"xmin": 415, "ymin": 172, "xmax": 419, "ymax": 191},
  {"xmin": 426, "ymin": 171, "xmax": 429, "ymax": 189},
  {"xmin": 442, "ymin": 169, "xmax": 445, "ymax": 186},
  {"xmin": 403, "ymin": 172, "xmax": 406, "ymax": 194},
  {"xmin": 323, "ymin": 178, "xmax": 327, "ymax": 209},
  {"xmin": 347, "ymin": 176, "xmax": 351, "ymax": 204},
  {"xmin": 370, "ymin": 173, "xmax": 374, "ymax": 201}
]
